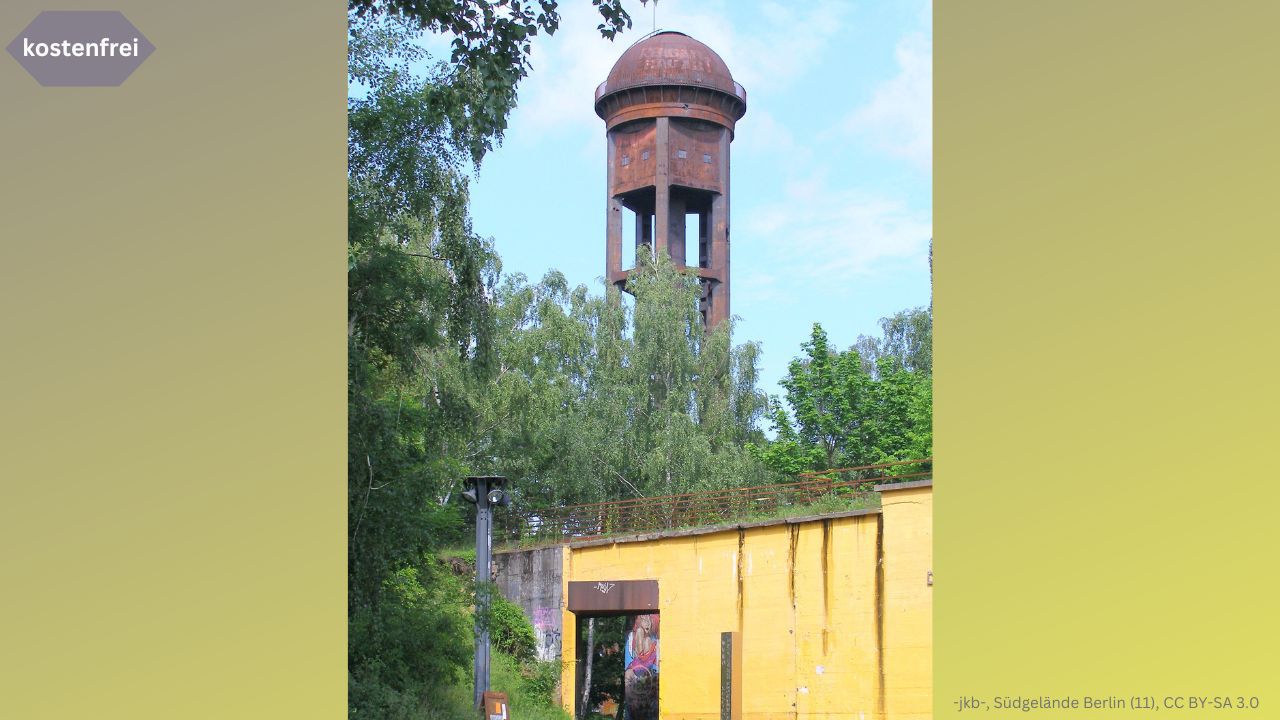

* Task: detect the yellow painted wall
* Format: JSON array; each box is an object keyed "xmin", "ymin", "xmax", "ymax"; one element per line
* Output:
[
  {"xmin": 880, "ymin": 485, "xmax": 934, "ymax": 720},
  {"xmin": 559, "ymin": 485, "xmax": 932, "ymax": 720}
]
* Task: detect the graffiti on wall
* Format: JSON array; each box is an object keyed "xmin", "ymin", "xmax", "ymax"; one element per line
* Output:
[
  {"xmin": 532, "ymin": 607, "xmax": 557, "ymax": 628},
  {"xmin": 538, "ymin": 628, "xmax": 563, "ymax": 655},
  {"xmin": 532, "ymin": 607, "xmax": 561, "ymax": 661},
  {"xmin": 623, "ymin": 613, "xmax": 660, "ymax": 720}
]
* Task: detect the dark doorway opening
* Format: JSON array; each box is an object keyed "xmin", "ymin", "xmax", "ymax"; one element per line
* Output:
[{"xmin": 575, "ymin": 613, "xmax": 660, "ymax": 720}]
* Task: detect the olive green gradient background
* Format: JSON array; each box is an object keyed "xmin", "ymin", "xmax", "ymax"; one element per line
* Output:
[
  {"xmin": 0, "ymin": 1, "xmax": 346, "ymax": 717},
  {"xmin": 935, "ymin": 1, "xmax": 1279, "ymax": 716},
  {"xmin": 2, "ymin": 1, "xmax": 1278, "ymax": 718}
]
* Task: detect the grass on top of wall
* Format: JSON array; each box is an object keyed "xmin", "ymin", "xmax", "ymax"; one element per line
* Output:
[{"xmin": 497, "ymin": 490, "xmax": 883, "ymax": 550}]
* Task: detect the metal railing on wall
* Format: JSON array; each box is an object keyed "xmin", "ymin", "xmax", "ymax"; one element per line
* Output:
[{"xmin": 494, "ymin": 458, "xmax": 931, "ymax": 546}]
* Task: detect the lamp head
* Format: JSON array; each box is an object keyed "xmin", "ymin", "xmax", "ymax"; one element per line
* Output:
[{"xmin": 463, "ymin": 476, "xmax": 508, "ymax": 506}]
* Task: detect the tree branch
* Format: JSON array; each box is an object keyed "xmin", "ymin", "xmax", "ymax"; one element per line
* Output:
[{"xmin": 615, "ymin": 471, "xmax": 645, "ymax": 499}]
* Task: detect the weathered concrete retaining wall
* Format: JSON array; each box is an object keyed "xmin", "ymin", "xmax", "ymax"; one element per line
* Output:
[{"xmin": 493, "ymin": 545, "xmax": 565, "ymax": 662}]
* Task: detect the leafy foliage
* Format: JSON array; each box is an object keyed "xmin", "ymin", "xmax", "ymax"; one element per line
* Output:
[
  {"xmin": 853, "ymin": 306, "xmax": 932, "ymax": 376},
  {"xmin": 752, "ymin": 321, "xmax": 932, "ymax": 475},
  {"xmin": 490, "ymin": 594, "xmax": 538, "ymax": 661},
  {"xmin": 347, "ymin": 12, "xmax": 517, "ymax": 717},
  {"xmin": 478, "ymin": 253, "xmax": 777, "ymax": 511},
  {"xmin": 350, "ymin": 0, "xmax": 631, "ymax": 151},
  {"xmin": 347, "ymin": 5, "xmax": 638, "ymax": 715},
  {"xmin": 349, "ymin": 559, "xmax": 474, "ymax": 718},
  {"xmin": 426, "ymin": 651, "xmax": 570, "ymax": 720}
]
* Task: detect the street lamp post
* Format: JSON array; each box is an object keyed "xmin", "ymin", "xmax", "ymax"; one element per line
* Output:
[{"xmin": 461, "ymin": 475, "xmax": 510, "ymax": 709}]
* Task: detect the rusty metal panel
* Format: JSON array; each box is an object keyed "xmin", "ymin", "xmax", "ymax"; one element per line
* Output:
[
  {"xmin": 611, "ymin": 121, "xmax": 656, "ymax": 196},
  {"xmin": 668, "ymin": 119, "xmax": 724, "ymax": 191},
  {"xmin": 600, "ymin": 31, "xmax": 738, "ymax": 101},
  {"xmin": 567, "ymin": 579, "xmax": 659, "ymax": 613}
]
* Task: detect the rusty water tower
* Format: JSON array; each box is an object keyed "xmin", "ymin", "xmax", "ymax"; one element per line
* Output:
[{"xmin": 595, "ymin": 31, "xmax": 747, "ymax": 329}]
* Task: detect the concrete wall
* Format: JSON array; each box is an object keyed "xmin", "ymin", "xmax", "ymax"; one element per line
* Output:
[
  {"xmin": 550, "ymin": 482, "xmax": 933, "ymax": 720},
  {"xmin": 493, "ymin": 545, "xmax": 565, "ymax": 662}
]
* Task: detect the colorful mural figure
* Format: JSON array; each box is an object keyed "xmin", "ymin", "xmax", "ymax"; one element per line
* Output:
[{"xmin": 623, "ymin": 613, "xmax": 659, "ymax": 720}]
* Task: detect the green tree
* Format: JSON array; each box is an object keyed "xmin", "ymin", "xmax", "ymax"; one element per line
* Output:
[
  {"xmin": 347, "ymin": 7, "xmax": 502, "ymax": 604},
  {"xmin": 854, "ymin": 306, "xmax": 932, "ymax": 376},
  {"xmin": 346, "ymin": 6, "xmax": 633, "ymax": 715},
  {"xmin": 481, "ymin": 254, "xmax": 775, "ymax": 514},
  {"xmin": 753, "ymin": 319, "xmax": 932, "ymax": 475},
  {"xmin": 350, "ymin": 0, "xmax": 630, "ymax": 151},
  {"xmin": 349, "ymin": 560, "xmax": 475, "ymax": 717},
  {"xmin": 761, "ymin": 324, "xmax": 872, "ymax": 471}
]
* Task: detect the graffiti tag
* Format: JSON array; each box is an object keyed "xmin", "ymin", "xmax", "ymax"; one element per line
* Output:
[
  {"xmin": 594, "ymin": 582, "xmax": 617, "ymax": 594},
  {"xmin": 540, "ymin": 628, "xmax": 562, "ymax": 651},
  {"xmin": 532, "ymin": 607, "xmax": 557, "ymax": 628}
]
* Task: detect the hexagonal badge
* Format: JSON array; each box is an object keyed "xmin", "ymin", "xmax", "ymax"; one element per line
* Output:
[{"xmin": 7, "ymin": 11, "xmax": 155, "ymax": 87}]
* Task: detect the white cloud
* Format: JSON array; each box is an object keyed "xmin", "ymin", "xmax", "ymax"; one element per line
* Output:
[
  {"xmin": 720, "ymin": 1, "xmax": 848, "ymax": 92},
  {"xmin": 505, "ymin": 3, "xmax": 630, "ymax": 137},
  {"xmin": 668, "ymin": 0, "xmax": 847, "ymax": 93},
  {"xmin": 505, "ymin": 0, "xmax": 848, "ymax": 138},
  {"xmin": 735, "ymin": 108, "xmax": 813, "ymax": 172},
  {"xmin": 844, "ymin": 6, "xmax": 932, "ymax": 170},
  {"xmin": 743, "ymin": 2, "xmax": 932, "ymax": 290},
  {"xmin": 737, "ymin": 268, "xmax": 787, "ymax": 304},
  {"xmin": 743, "ymin": 176, "xmax": 931, "ymax": 288}
]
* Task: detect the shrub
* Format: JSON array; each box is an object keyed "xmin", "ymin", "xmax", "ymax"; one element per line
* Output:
[
  {"xmin": 520, "ymin": 656, "xmax": 562, "ymax": 699},
  {"xmin": 349, "ymin": 558, "xmax": 473, "ymax": 719},
  {"xmin": 492, "ymin": 652, "xmax": 571, "ymax": 720},
  {"xmin": 489, "ymin": 594, "xmax": 537, "ymax": 661}
]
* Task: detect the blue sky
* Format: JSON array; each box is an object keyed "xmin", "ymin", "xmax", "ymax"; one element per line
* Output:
[{"xmin": 450, "ymin": 0, "xmax": 931, "ymax": 406}]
